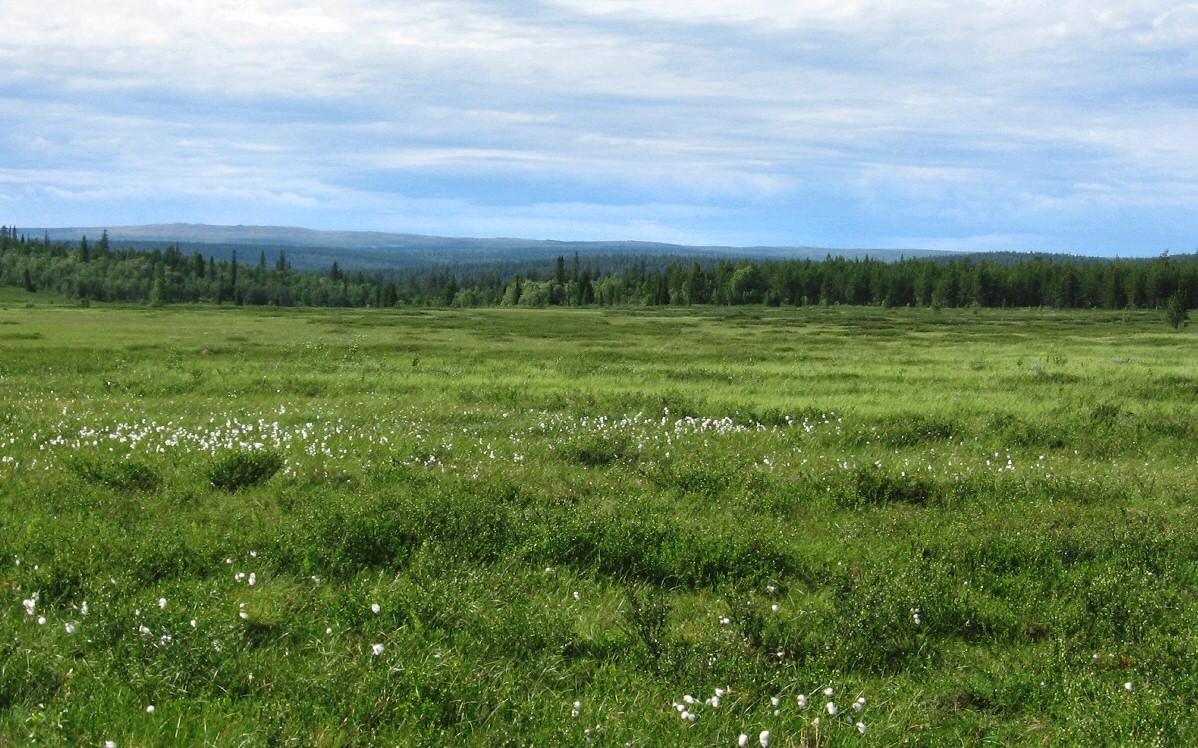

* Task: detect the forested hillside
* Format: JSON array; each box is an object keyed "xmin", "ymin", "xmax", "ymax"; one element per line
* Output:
[{"xmin": 2, "ymin": 225, "xmax": 1195, "ymax": 311}]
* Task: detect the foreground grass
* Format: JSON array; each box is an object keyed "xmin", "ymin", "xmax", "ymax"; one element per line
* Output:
[{"xmin": 1, "ymin": 303, "xmax": 1196, "ymax": 746}]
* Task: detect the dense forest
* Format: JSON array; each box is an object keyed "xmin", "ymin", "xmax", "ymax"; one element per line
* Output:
[{"xmin": 2, "ymin": 225, "xmax": 1196, "ymax": 312}]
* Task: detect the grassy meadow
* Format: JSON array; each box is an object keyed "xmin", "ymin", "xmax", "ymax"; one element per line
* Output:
[{"xmin": 1, "ymin": 301, "xmax": 1197, "ymax": 746}]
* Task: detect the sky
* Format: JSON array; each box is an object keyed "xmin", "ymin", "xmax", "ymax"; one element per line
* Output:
[{"xmin": 0, "ymin": 1, "xmax": 1195, "ymax": 255}]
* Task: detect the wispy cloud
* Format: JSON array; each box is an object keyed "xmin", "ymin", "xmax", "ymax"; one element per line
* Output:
[{"xmin": 1, "ymin": 0, "xmax": 1195, "ymax": 253}]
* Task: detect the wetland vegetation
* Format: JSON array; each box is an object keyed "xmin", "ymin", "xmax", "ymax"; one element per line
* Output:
[{"xmin": 2, "ymin": 301, "xmax": 1196, "ymax": 745}]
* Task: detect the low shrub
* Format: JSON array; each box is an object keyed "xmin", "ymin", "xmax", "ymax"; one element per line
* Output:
[
  {"xmin": 851, "ymin": 414, "xmax": 956, "ymax": 448},
  {"xmin": 839, "ymin": 467, "xmax": 939, "ymax": 508},
  {"xmin": 208, "ymin": 449, "xmax": 283, "ymax": 491},
  {"xmin": 67, "ymin": 456, "xmax": 161, "ymax": 492},
  {"xmin": 559, "ymin": 431, "xmax": 637, "ymax": 467}
]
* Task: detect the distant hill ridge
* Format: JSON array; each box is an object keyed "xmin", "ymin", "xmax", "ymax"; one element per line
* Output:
[{"xmin": 34, "ymin": 223, "xmax": 950, "ymax": 268}]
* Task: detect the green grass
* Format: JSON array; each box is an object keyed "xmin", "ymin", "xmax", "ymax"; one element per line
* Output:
[{"xmin": 1, "ymin": 304, "xmax": 1196, "ymax": 745}]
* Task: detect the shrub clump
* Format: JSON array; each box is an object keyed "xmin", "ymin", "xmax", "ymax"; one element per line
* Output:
[
  {"xmin": 840, "ymin": 467, "xmax": 939, "ymax": 508},
  {"xmin": 560, "ymin": 431, "xmax": 638, "ymax": 467},
  {"xmin": 208, "ymin": 449, "xmax": 283, "ymax": 491},
  {"xmin": 67, "ymin": 456, "xmax": 161, "ymax": 492}
]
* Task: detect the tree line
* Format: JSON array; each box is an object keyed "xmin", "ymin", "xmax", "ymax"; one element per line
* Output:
[{"xmin": 2, "ymin": 225, "xmax": 1196, "ymax": 312}]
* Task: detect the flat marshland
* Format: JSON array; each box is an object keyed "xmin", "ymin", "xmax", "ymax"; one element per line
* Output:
[{"xmin": 2, "ymin": 303, "xmax": 1196, "ymax": 745}]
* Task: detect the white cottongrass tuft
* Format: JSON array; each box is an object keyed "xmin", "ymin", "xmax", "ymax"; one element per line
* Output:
[
  {"xmin": 37, "ymin": 616, "xmax": 46, "ymax": 625},
  {"xmin": 146, "ymin": 705, "xmax": 155, "ymax": 714},
  {"xmin": 248, "ymin": 573, "xmax": 256, "ymax": 586},
  {"xmin": 823, "ymin": 687, "xmax": 834, "ymax": 697},
  {"xmin": 64, "ymin": 622, "xmax": 77, "ymax": 635},
  {"xmin": 371, "ymin": 643, "xmax": 385, "ymax": 656},
  {"xmin": 826, "ymin": 701, "xmax": 838, "ymax": 716},
  {"xmin": 158, "ymin": 598, "xmax": 167, "ymax": 609},
  {"xmin": 797, "ymin": 694, "xmax": 808, "ymax": 708},
  {"xmin": 1124, "ymin": 682, "xmax": 1134, "ymax": 692},
  {"xmin": 371, "ymin": 603, "xmax": 381, "ymax": 614},
  {"xmin": 738, "ymin": 734, "xmax": 749, "ymax": 747},
  {"xmin": 856, "ymin": 721, "xmax": 867, "ymax": 734},
  {"xmin": 759, "ymin": 730, "xmax": 771, "ymax": 747}
]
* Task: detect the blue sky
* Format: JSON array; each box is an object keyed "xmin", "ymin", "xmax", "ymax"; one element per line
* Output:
[{"xmin": 1, "ymin": 1, "xmax": 1195, "ymax": 255}]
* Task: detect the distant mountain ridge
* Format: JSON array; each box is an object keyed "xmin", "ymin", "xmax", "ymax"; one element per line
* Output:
[{"xmin": 34, "ymin": 223, "xmax": 952, "ymax": 270}]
